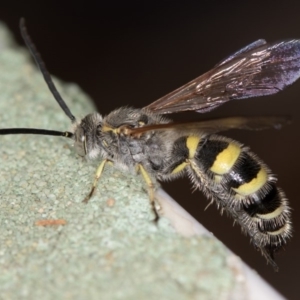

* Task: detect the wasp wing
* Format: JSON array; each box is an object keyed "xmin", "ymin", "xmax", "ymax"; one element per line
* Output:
[
  {"xmin": 146, "ymin": 39, "xmax": 300, "ymax": 114},
  {"xmin": 126, "ymin": 116, "xmax": 289, "ymax": 137}
]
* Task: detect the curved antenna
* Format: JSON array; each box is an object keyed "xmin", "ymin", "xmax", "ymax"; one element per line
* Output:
[
  {"xmin": 0, "ymin": 128, "xmax": 74, "ymax": 139},
  {"xmin": 20, "ymin": 18, "xmax": 76, "ymax": 123}
]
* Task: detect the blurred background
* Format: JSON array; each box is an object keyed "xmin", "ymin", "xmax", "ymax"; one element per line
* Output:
[{"xmin": 1, "ymin": 1, "xmax": 300, "ymax": 298}]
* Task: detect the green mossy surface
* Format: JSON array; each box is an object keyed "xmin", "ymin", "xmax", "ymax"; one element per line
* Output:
[{"xmin": 0, "ymin": 22, "xmax": 236, "ymax": 300}]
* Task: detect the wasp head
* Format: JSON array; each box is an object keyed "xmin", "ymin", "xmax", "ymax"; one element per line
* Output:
[{"xmin": 73, "ymin": 113, "xmax": 104, "ymax": 159}]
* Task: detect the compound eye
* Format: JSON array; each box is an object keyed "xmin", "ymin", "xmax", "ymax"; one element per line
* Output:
[{"xmin": 74, "ymin": 127, "xmax": 88, "ymax": 157}]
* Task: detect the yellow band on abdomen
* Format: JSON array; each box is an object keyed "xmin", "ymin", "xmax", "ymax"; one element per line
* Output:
[
  {"xmin": 186, "ymin": 136, "xmax": 201, "ymax": 159},
  {"xmin": 210, "ymin": 143, "xmax": 241, "ymax": 175},
  {"xmin": 233, "ymin": 168, "xmax": 268, "ymax": 196}
]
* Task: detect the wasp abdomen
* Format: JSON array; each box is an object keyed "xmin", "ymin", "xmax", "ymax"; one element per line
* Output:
[{"xmin": 163, "ymin": 134, "xmax": 291, "ymax": 266}]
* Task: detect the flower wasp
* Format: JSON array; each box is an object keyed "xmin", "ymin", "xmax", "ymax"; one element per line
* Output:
[{"xmin": 1, "ymin": 19, "xmax": 300, "ymax": 270}]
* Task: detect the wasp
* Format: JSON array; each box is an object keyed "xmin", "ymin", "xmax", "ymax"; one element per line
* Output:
[{"xmin": 1, "ymin": 19, "xmax": 299, "ymax": 270}]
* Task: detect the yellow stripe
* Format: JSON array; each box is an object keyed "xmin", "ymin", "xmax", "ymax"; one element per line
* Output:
[
  {"xmin": 171, "ymin": 162, "xmax": 188, "ymax": 174},
  {"xmin": 102, "ymin": 124, "xmax": 119, "ymax": 134},
  {"xmin": 267, "ymin": 223, "xmax": 289, "ymax": 236},
  {"xmin": 256, "ymin": 206, "xmax": 284, "ymax": 220},
  {"xmin": 233, "ymin": 168, "xmax": 267, "ymax": 196},
  {"xmin": 210, "ymin": 143, "xmax": 241, "ymax": 175},
  {"xmin": 186, "ymin": 136, "xmax": 201, "ymax": 159}
]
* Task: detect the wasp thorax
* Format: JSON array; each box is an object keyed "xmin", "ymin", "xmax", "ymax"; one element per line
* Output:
[{"xmin": 74, "ymin": 113, "xmax": 103, "ymax": 159}]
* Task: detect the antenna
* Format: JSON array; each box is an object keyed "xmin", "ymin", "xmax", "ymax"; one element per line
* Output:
[
  {"xmin": 19, "ymin": 18, "xmax": 76, "ymax": 123},
  {"xmin": 0, "ymin": 19, "xmax": 76, "ymax": 139},
  {"xmin": 0, "ymin": 128, "xmax": 74, "ymax": 138}
]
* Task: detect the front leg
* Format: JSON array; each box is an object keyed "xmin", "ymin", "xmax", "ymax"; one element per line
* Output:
[{"xmin": 83, "ymin": 159, "xmax": 111, "ymax": 203}]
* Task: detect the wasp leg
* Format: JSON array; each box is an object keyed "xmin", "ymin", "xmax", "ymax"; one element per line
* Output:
[
  {"xmin": 83, "ymin": 159, "xmax": 110, "ymax": 203},
  {"xmin": 137, "ymin": 164, "xmax": 160, "ymax": 222}
]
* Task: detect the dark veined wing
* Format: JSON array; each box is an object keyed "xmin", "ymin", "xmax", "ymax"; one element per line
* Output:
[
  {"xmin": 125, "ymin": 116, "xmax": 290, "ymax": 137},
  {"xmin": 145, "ymin": 39, "xmax": 300, "ymax": 114}
]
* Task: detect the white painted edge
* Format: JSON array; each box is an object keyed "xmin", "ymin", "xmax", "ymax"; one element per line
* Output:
[{"xmin": 156, "ymin": 188, "xmax": 286, "ymax": 300}]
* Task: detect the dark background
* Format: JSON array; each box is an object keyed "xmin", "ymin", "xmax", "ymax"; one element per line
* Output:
[{"xmin": 1, "ymin": 1, "xmax": 300, "ymax": 298}]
